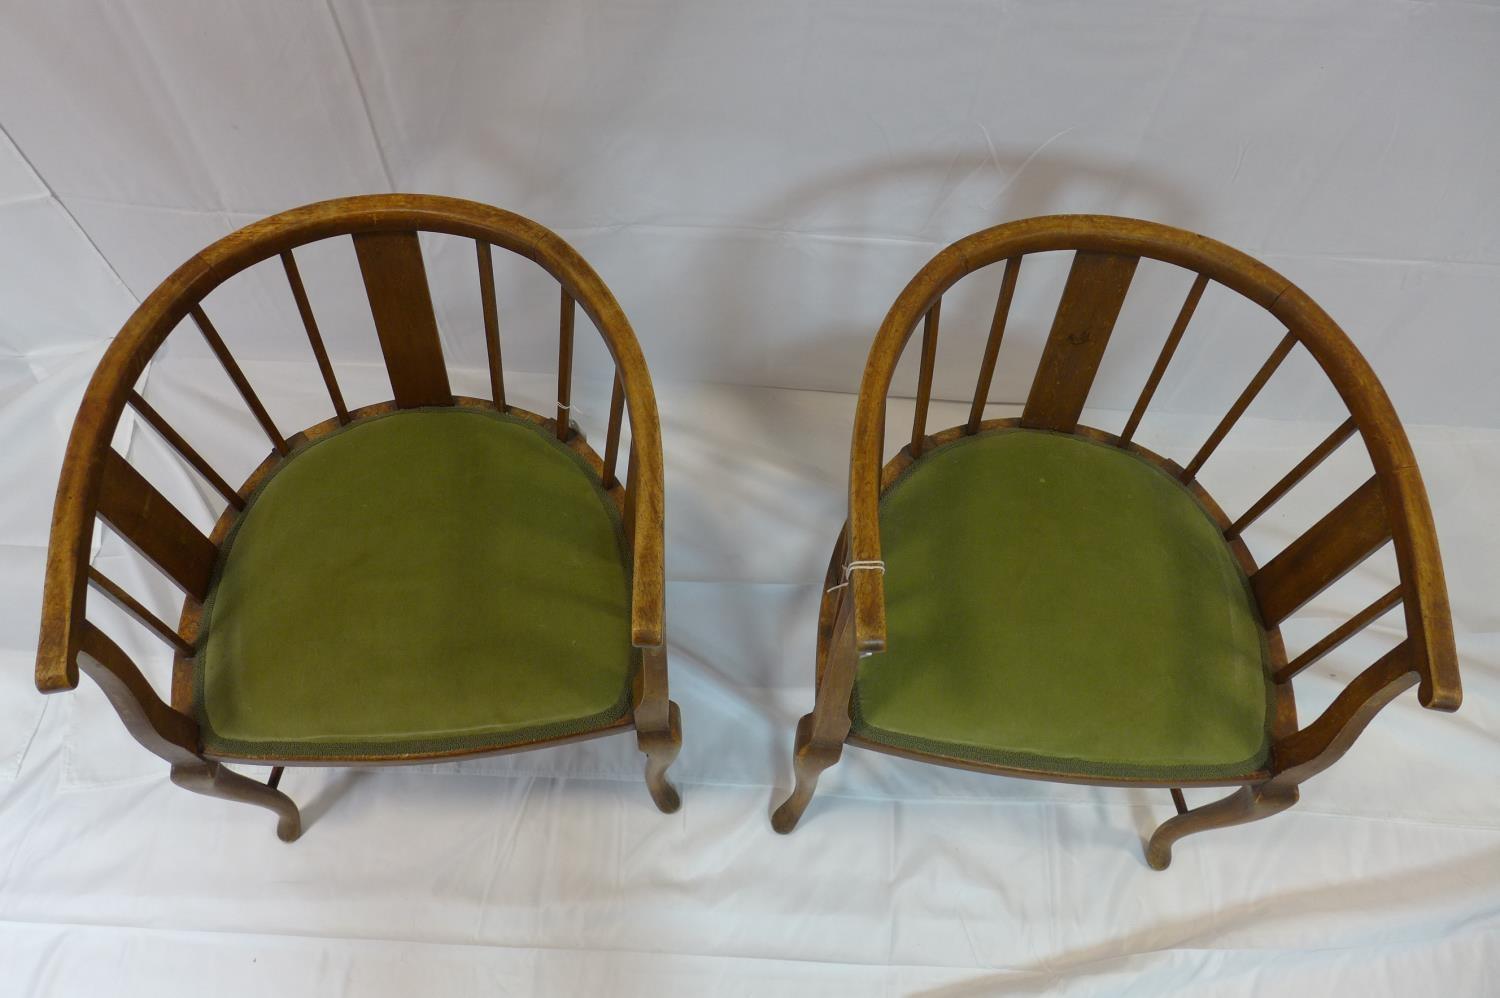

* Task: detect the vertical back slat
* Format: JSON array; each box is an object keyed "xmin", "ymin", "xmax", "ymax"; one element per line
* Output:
[
  {"xmin": 909, "ymin": 299, "xmax": 941, "ymax": 456},
  {"xmin": 1120, "ymin": 272, "xmax": 1209, "ymax": 444},
  {"xmin": 1251, "ymin": 476, "xmax": 1390, "ymax": 626},
  {"xmin": 556, "ymin": 289, "xmax": 575, "ymax": 441},
  {"xmin": 967, "ymin": 258, "xmax": 1021, "ymax": 434},
  {"xmin": 602, "ymin": 373, "xmax": 625, "ymax": 489},
  {"xmin": 476, "ymin": 241, "xmax": 507, "ymax": 411},
  {"xmin": 126, "ymin": 390, "xmax": 244, "ymax": 510},
  {"xmin": 281, "ymin": 250, "xmax": 349, "ymax": 424},
  {"xmin": 1182, "ymin": 331, "xmax": 1297, "ymax": 480},
  {"xmin": 96, "ymin": 450, "xmax": 217, "ymax": 602},
  {"xmin": 352, "ymin": 230, "xmax": 453, "ymax": 408},
  {"xmin": 1227, "ymin": 416, "xmax": 1358, "ymax": 538},
  {"xmin": 1021, "ymin": 251, "xmax": 1139, "ymax": 433},
  {"xmin": 190, "ymin": 306, "xmax": 288, "ymax": 455}
]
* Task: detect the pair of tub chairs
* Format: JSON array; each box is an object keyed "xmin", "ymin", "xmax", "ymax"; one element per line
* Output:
[{"xmin": 36, "ymin": 195, "xmax": 1460, "ymax": 869}]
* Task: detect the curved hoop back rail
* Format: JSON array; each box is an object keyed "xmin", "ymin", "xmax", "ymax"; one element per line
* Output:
[
  {"xmin": 839, "ymin": 214, "xmax": 1458, "ymax": 788},
  {"xmin": 36, "ymin": 195, "xmax": 667, "ymax": 747}
]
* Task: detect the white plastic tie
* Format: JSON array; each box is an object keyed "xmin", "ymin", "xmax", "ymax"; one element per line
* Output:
[{"xmin": 825, "ymin": 559, "xmax": 885, "ymax": 594}]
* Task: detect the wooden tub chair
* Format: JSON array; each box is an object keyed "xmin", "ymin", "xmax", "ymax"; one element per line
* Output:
[
  {"xmin": 771, "ymin": 215, "xmax": 1460, "ymax": 868},
  {"xmin": 35, "ymin": 194, "xmax": 680, "ymax": 840}
]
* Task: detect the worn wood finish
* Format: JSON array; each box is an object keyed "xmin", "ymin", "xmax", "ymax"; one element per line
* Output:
[
  {"xmin": 190, "ymin": 306, "xmax": 288, "ymax": 455},
  {"xmin": 799, "ymin": 214, "xmax": 1461, "ymax": 867},
  {"xmin": 87, "ymin": 566, "xmax": 194, "ymax": 657},
  {"xmin": 908, "ymin": 299, "xmax": 941, "ymax": 457},
  {"xmin": 476, "ymin": 240, "xmax": 507, "ymax": 411},
  {"xmin": 1020, "ymin": 251, "xmax": 1138, "ymax": 434},
  {"xmin": 77, "ymin": 620, "xmax": 200, "ymax": 763},
  {"xmin": 36, "ymin": 195, "xmax": 675, "ymax": 837},
  {"xmin": 1228, "ymin": 417, "xmax": 1357, "ymax": 539},
  {"xmin": 353, "ymin": 229, "xmax": 453, "ymax": 408},
  {"xmin": 966, "ymin": 257, "xmax": 1021, "ymax": 434},
  {"xmin": 97, "ymin": 449, "xmax": 216, "ymax": 601},
  {"xmin": 1120, "ymin": 272, "xmax": 1208, "ymax": 444},
  {"xmin": 126, "ymin": 389, "xmax": 244, "ymax": 510},
  {"xmin": 556, "ymin": 288, "xmax": 575, "ymax": 441},
  {"xmin": 1182, "ymin": 331, "xmax": 1297, "ymax": 480},
  {"xmin": 1252, "ymin": 476, "xmax": 1390, "ymax": 626}
]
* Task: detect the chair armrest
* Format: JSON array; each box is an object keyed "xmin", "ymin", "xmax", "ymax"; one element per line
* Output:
[
  {"xmin": 847, "ymin": 437, "xmax": 888, "ymax": 655},
  {"xmin": 74, "ymin": 620, "xmax": 201, "ymax": 766},
  {"xmin": 1271, "ymin": 640, "xmax": 1421, "ymax": 785}
]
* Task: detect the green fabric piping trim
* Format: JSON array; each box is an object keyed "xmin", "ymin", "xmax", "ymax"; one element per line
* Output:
[
  {"xmin": 191, "ymin": 405, "xmax": 637, "ymax": 760},
  {"xmin": 849, "ymin": 427, "xmax": 1275, "ymax": 783}
]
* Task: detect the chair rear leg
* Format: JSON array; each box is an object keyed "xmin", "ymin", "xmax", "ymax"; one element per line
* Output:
[
  {"xmin": 1145, "ymin": 780, "xmax": 1297, "ymax": 870},
  {"xmin": 637, "ymin": 700, "xmax": 683, "ymax": 814},
  {"xmin": 171, "ymin": 759, "xmax": 302, "ymax": 842}
]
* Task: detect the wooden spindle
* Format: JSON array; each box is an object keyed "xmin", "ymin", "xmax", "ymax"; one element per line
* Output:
[
  {"xmin": 1227, "ymin": 417, "xmax": 1358, "ymax": 539},
  {"xmin": 126, "ymin": 390, "xmax": 243, "ymax": 510},
  {"xmin": 602, "ymin": 373, "xmax": 625, "ymax": 489},
  {"xmin": 87, "ymin": 566, "xmax": 194, "ymax": 657},
  {"xmin": 967, "ymin": 258, "xmax": 1021, "ymax": 434},
  {"xmin": 280, "ymin": 250, "xmax": 349, "ymax": 425},
  {"xmin": 189, "ymin": 306, "xmax": 289, "ymax": 455},
  {"xmin": 623, "ymin": 441, "xmax": 639, "ymax": 553},
  {"xmin": 909, "ymin": 298, "xmax": 941, "ymax": 457},
  {"xmin": 96, "ymin": 450, "xmax": 217, "ymax": 602},
  {"xmin": 1120, "ymin": 273, "xmax": 1209, "ymax": 445},
  {"xmin": 556, "ymin": 288, "xmax": 575, "ymax": 441},
  {"xmin": 1181, "ymin": 331, "xmax": 1297, "ymax": 480},
  {"xmin": 476, "ymin": 241, "xmax": 507, "ymax": 411},
  {"xmin": 1251, "ymin": 476, "xmax": 1390, "ymax": 627},
  {"xmin": 1274, "ymin": 585, "xmax": 1404, "ymax": 684}
]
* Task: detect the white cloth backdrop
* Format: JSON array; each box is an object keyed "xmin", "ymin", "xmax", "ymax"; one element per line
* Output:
[{"xmin": 0, "ymin": 1, "xmax": 1498, "ymax": 994}]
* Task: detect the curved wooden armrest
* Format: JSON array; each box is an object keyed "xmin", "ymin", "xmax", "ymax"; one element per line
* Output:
[
  {"xmin": 75, "ymin": 620, "xmax": 201, "ymax": 766},
  {"xmin": 846, "ymin": 450, "xmax": 888, "ymax": 655},
  {"xmin": 1270, "ymin": 640, "xmax": 1421, "ymax": 785}
]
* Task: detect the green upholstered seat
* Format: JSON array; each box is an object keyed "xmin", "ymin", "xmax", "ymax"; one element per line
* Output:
[
  {"xmin": 852, "ymin": 429, "xmax": 1272, "ymax": 781},
  {"xmin": 194, "ymin": 407, "xmax": 635, "ymax": 758}
]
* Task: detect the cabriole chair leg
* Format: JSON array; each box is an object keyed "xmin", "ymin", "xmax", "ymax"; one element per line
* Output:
[
  {"xmin": 1144, "ymin": 781, "xmax": 1298, "ymax": 870},
  {"xmin": 771, "ymin": 713, "xmax": 845, "ymax": 834},
  {"xmin": 171, "ymin": 759, "xmax": 303, "ymax": 842},
  {"xmin": 637, "ymin": 700, "xmax": 683, "ymax": 814}
]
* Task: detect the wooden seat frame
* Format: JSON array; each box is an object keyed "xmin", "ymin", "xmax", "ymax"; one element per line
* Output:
[
  {"xmin": 771, "ymin": 215, "xmax": 1461, "ymax": 869},
  {"xmin": 35, "ymin": 194, "xmax": 681, "ymax": 840}
]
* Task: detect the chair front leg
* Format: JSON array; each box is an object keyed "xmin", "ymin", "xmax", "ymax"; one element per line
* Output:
[
  {"xmin": 634, "ymin": 643, "xmax": 682, "ymax": 813},
  {"xmin": 171, "ymin": 760, "xmax": 303, "ymax": 842},
  {"xmin": 772, "ymin": 591, "xmax": 857, "ymax": 833},
  {"xmin": 1144, "ymin": 781, "xmax": 1297, "ymax": 870}
]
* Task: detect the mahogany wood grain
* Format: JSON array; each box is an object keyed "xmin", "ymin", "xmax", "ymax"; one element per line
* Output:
[{"xmin": 352, "ymin": 229, "xmax": 453, "ymax": 408}]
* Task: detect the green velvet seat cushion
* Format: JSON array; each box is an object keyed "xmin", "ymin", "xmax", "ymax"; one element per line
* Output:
[
  {"xmin": 194, "ymin": 407, "xmax": 634, "ymax": 758},
  {"xmin": 853, "ymin": 429, "xmax": 1272, "ymax": 781}
]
